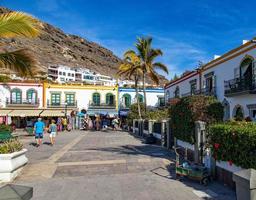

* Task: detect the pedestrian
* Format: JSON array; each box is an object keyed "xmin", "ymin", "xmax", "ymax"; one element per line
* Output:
[
  {"xmin": 49, "ymin": 119, "xmax": 57, "ymax": 146},
  {"xmin": 62, "ymin": 117, "xmax": 67, "ymax": 131},
  {"xmin": 95, "ymin": 116, "xmax": 101, "ymax": 131},
  {"xmin": 57, "ymin": 117, "xmax": 62, "ymax": 132},
  {"xmin": 88, "ymin": 117, "xmax": 93, "ymax": 130},
  {"xmin": 34, "ymin": 118, "xmax": 45, "ymax": 147}
]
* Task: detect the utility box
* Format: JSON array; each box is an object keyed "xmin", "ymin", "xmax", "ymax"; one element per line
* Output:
[{"xmin": 233, "ymin": 169, "xmax": 256, "ymax": 200}]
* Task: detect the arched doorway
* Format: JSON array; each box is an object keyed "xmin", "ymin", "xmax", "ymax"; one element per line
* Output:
[
  {"xmin": 222, "ymin": 98, "xmax": 230, "ymax": 121},
  {"xmin": 233, "ymin": 105, "xmax": 244, "ymax": 121}
]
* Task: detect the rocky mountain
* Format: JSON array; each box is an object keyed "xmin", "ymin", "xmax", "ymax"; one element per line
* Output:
[{"xmin": 0, "ymin": 7, "xmax": 168, "ymax": 85}]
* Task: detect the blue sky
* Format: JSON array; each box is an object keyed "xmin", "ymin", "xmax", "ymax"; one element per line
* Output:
[{"xmin": 1, "ymin": 0, "xmax": 256, "ymax": 79}]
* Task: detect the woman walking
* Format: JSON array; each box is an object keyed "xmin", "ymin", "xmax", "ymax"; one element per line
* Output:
[
  {"xmin": 49, "ymin": 119, "xmax": 57, "ymax": 146},
  {"xmin": 57, "ymin": 117, "xmax": 62, "ymax": 132}
]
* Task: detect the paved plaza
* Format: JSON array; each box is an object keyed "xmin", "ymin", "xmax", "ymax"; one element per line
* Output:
[{"xmin": 11, "ymin": 130, "xmax": 235, "ymax": 200}]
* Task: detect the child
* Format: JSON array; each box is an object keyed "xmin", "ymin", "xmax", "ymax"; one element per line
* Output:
[{"xmin": 49, "ymin": 119, "xmax": 57, "ymax": 146}]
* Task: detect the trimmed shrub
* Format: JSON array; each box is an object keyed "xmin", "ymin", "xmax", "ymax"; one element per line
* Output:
[
  {"xmin": 0, "ymin": 124, "xmax": 12, "ymax": 133},
  {"xmin": 127, "ymin": 103, "xmax": 146, "ymax": 126},
  {"xmin": 145, "ymin": 108, "xmax": 169, "ymax": 121},
  {"xmin": 208, "ymin": 121, "xmax": 256, "ymax": 169},
  {"xmin": 0, "ymin": 139, "xmax": 23, "ymax": 154},
  {"xmin": 169, "ymin": 95, "xmax": 223, "ymax": 144}
]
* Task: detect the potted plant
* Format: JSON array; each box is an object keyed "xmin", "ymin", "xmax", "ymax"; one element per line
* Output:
[{"xmin": 0, "ymin": 139, "xmax": 28, "ymax": 182}]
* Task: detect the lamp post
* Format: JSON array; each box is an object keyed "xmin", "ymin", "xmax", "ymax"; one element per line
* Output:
[{"xmin": 64, "ymin": 101, "xmax": 68, "ymax": 117}]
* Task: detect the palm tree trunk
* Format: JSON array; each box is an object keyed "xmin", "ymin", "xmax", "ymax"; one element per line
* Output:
[
  {"xmin": 142, "ymin": 72, "xmax": 147, "ymax": 113},
  {"xmin": 135, "ymin": 76, "xmax": 142, "ymax": 119}
]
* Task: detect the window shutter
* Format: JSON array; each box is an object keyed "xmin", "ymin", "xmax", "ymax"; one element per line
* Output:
[
  {"xmin": 234, "ymin": 67, "xmax": 240, "ymax": 79},
  {"xmin": 253, "ymin": 61, "xmax": 256, "ymax": 80},
  {"xmin": 203, "ymin": 79, "xmax": 206, "ymax": 89}
]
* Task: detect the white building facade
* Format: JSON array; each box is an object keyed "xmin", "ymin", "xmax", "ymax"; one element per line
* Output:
[
  {"xmin": 118, "ymin": 87, "xmax": 165, "ymax": 117},
  {"xmin": 165, "ymin": 40, "xmax": 256, "ymax": 121}
]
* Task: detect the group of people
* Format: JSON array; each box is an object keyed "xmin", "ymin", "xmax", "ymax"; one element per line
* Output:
[
  {"xmin": 33, "ymin": 118, "xmax": 60, "ymax": 147},
  {"xmin": 82, "ymin": 115, "xmax": 120, "ymax": 131}
]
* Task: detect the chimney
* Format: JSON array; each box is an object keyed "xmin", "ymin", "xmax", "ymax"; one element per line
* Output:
[
  {"xmin": 243, "ymin": 40, "xmax": 249, "ymax": 45},
  {"xmin": 214, "ymin": 55, "xmax": 221, "ymax": 60}
]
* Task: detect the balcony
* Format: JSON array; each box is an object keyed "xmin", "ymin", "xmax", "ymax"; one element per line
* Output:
[
  {"xmin": 47, "ymin": 100, "xmax": 77, "ymax": 108},
  {"xmin": 224, "ymin": 78, "xmax": 256, "ymax": 97},
  {"xmin": 6, "ymin": 98, "xmax": 40, "ymax": 107},
  {"xmin": 181, "ymin": 87, "xmax": 216, "ymax": 97},
  {"xmin": 88, "ymin": 101, "xmax": 116, "ymax": 109}
]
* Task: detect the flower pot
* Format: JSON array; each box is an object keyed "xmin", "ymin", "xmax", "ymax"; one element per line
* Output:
[{"xmin": 0, "ymin": 149, "xmax": 28, "ymax": 182}]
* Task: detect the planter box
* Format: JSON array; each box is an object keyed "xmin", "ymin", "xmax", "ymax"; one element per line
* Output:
[{"xmin": 0, "ymin": 149, "xmax": 28, "ymax": 182}]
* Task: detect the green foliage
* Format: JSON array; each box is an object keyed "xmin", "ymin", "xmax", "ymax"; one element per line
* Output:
[
  {"xmin": 127, "ymin": 103, "xmax": 145, "ymax": 126},
  {"xmin": 0, "ymin": 139, "xmax": 23, "ymax": 154},
  {"xmin": 208, "ymin": 122, "xmax": 256, "ymax": 169},
  {"xmin": 145, "ymin": 108, "xmax": 169, "ymax": 121},
  {"xmin": 169, "ymin": 95, "xmax": 223, "ymax": 144},
  {"xmin": 0, "ymin": 124, "xmax": 12, "ymax": 133},
  {"xmin": 0, "ymin": 75, "xmax": 11, "ymax": 82}
]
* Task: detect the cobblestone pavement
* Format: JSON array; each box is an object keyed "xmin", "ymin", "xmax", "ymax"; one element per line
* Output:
[{"xmin": 10, "ymin": 130, "xmax": 235, "ymax": 200}]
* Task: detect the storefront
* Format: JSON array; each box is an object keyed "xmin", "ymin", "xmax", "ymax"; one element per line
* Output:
[{"xmin": 0, "ymin": 110, "xmax": 12, "ymax": 125}]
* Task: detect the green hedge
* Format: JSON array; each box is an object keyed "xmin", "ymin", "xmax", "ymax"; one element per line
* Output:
[
  {"xmin": 0, "ymin": 124, "xmax": 12, "ymax": 134},
  {"xmin": 169, "ymin": 95, "xmax": 223, "ymax": 144},
  {"xmin": 208, "ymin": 122, "xmax": 256, "ymax": 169}
]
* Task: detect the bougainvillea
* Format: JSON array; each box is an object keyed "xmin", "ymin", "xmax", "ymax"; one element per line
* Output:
[
  {"xmin": 208, "ymin": 121, "xmax": 256, "ymax": 169},
  {"xmin": 169, "ymin": 95, "xmax": 223, "ymax": 144}
]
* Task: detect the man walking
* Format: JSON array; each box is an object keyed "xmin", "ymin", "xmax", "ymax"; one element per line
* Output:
[{"xmin": 34, "ymin": 118, "xmax": 45, "ymax": 147}]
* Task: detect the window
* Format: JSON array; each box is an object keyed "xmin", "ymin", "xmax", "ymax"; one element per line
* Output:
[
  {"xmin": 27, "ymin": 89, "xmax": 37, "ymax": 103},
  {"xmin": 174, "ymin": 86, "xmax": 180, "ymax": 98},
  {"xmin": 106, "ymin": 93, "xmax": 114, "ymax": 105},
  {"xmin": 158, "ymin": 97, "xmax": 165, "ymax": 107},
  {"xmin": 92, "ymin": 93, "xmax": 100, "ymax": 105},
  {"xmin": 68, "ymin": 73, "xmax": 71, "ymax": 76},
  {"xmin": 59, "ymin": 71, "xmax": 62, "ymax": 75},
  {"xmin": 72, "ymin": 74, "xmax": 74, "ymax": 77},
  {"xmin": 166, "ymin": 91, "xmax": 170, "ymax": 100},
  {"xmin": 51, "ymin": 93, "xmax": 61, "ymax": 105},
  {"xmin": 136, "ymin": 94, "xmax": 144, "ymax": 103},
  {"xmin": 11, "ymin": 88, "xmax": 22, "ymax": 104},
  {"xmin": 60, "ymin": 78, "xmax": 65, "ymax": 81},
  {"xmin": 190, "ymin": 82, "xmax": 197, "ymax": 95},
  {"xmin": 63, "ymin": 72, "xmax": 66, "ymax": 76},
  {"xmin": 123, "ymin": 94, "xmax": 131, "ymax": 108},
  {"xmin": 66, "ymin": 93, "xmax": 75, "ymax": 106}
]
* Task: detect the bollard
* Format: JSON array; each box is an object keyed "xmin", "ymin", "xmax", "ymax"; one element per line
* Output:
[
  {"xmin": 161, "ymin": 120, "xmax": 167, "ymax": 147},
  {"xmin": 233, "ymin": 169, "xmax": 256, "ymax": 200},
  {"xmin": 194, "ymin": 121, "xmax": 206, "ymax": 164}
]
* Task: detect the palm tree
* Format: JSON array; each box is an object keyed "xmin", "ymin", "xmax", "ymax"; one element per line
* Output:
[
  {"xmin": 0, "ymin": 11, "xmax": 41, "ymax": 77},
  {"xmin": 118, "ymin": 51, "xmax": 143, "ymax": 119},
  {"xmin": 132, "ymin": 37, "xmax": 169, "ymax": 111}
]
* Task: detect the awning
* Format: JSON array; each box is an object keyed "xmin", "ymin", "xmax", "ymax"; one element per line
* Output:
[
  {"xmin": 87, "ymin": 109, "xmax": 118, "ymax": 117},
  {"xmin": 0, "ymin": 110, "xmax": 12, "ymax": 116},
  {"xmin": 8, "ymin": 109, "xmax": 43, "ymax": 117},
  {"xmin": 40, "ymin": 110, "xmax": 65, "ymax": 117}
]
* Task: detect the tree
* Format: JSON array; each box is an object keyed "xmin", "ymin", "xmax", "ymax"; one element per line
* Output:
[
  {"xmin": 118, "ymin": 51, "xmax": 143, "ymax": 119},
  {"xmin": 128, "ymin": 37, "xmax": 168, "ymax": 111},
  {"xmin": 0, "ymin": 11, "xmax": 41, "ymax": 77}
]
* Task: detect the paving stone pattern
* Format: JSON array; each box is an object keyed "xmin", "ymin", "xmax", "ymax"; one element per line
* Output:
[{"xmin": 12, "ymin": 130, "xmax": 235, "ymax": 200}]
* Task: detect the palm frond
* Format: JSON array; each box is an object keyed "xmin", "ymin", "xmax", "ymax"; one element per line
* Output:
[
  {"xmin": 0, "ymin": 49, "xmax": 38, "ymax": 77},
  {"xmin": 0, "ymin": 12, "xmax": 41, "ymax": 38},
  {"xmin": 148, "ymin": 70, "xmax": 159, "ymax": 85},
  {"xmin": 153, "ymin": 62, "xmax": 169, "ymax": 74}
]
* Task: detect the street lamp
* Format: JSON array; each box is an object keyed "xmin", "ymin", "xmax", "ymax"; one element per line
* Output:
[{"xmin": 64, "ymin": 101, "xmax": 68, "ymax": 117}]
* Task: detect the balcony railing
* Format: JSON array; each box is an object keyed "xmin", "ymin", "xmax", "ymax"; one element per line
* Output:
[
  {"xmin": 181, "ymin": 87, "xmax": 216, "ymax": 97},
  {"xmin": 6, "ymin": 98, "xmax": 40, "ymax": 107},
  {"xmin": 47, "ymin": 100, "xmax": 77, "ymax": 108},
  {"xmin": 88, "ymin": 101, "xmax": 116, "ymax": 108},
  {"xmin": 224, "ymin": 77, "xmax": 256, "ymax": 96}
]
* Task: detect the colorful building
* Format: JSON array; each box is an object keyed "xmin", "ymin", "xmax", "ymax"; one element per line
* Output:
[{"xmin": 165, "ymin": 39, "xmax": 256, "ymax": 120}]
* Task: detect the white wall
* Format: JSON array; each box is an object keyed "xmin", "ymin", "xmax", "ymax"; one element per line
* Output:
[
  {"xmin": 165, "ymin": 72, "xmax": 200, "ymax": 101},
  {"xmin": 0, "ymin": 83, "xmax": 43, "ymax": 108},
  {"xmin": 202, "ymin": 45, "xmax": 256, "ymax": 119},
  {"xmin": 119, "ymin": 88, "xmax": 164, "ymax": 107}
]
